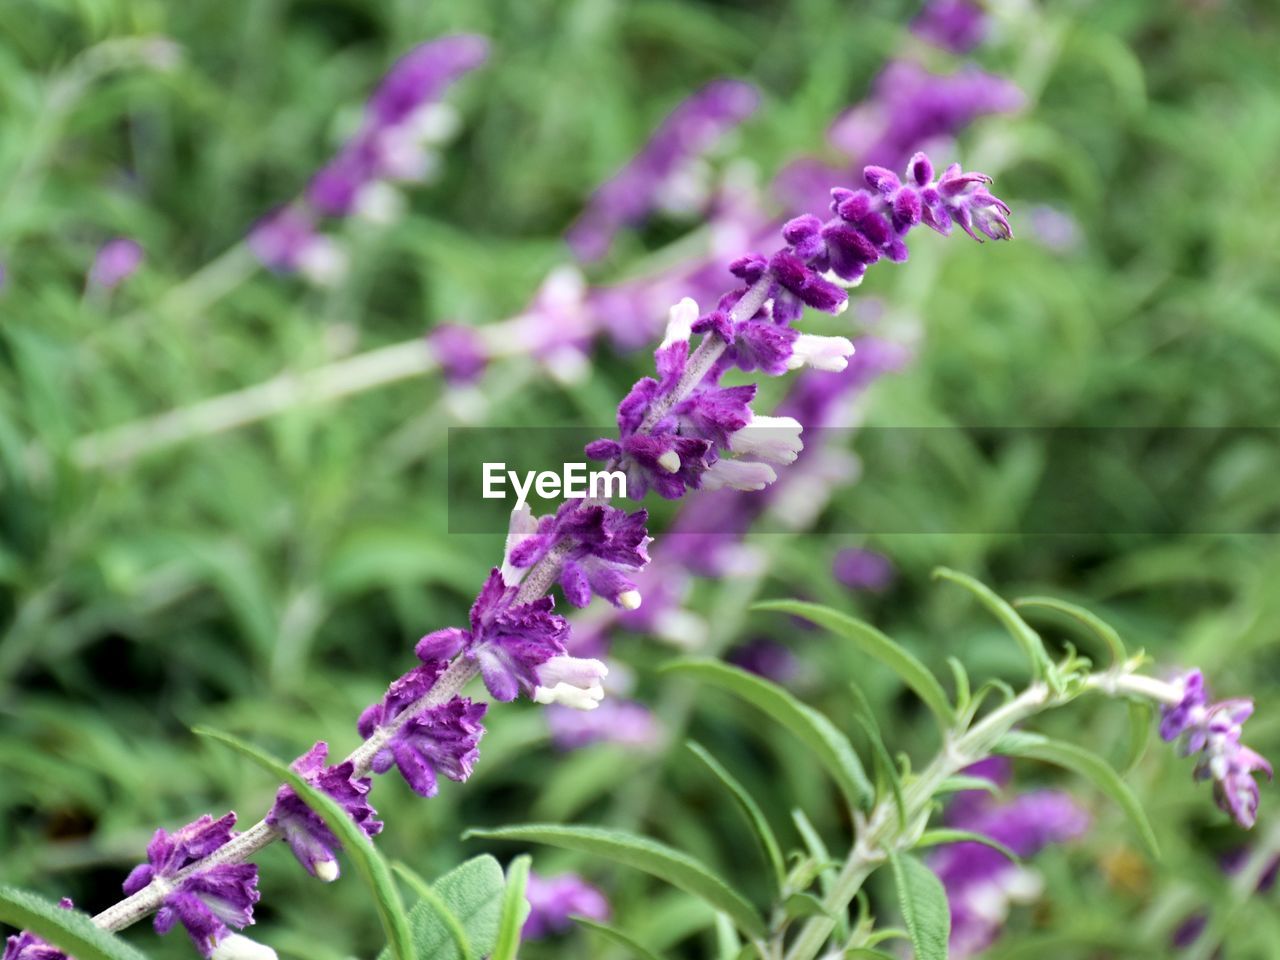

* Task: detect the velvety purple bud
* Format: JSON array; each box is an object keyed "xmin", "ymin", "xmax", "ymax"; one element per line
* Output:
[
  {"xmin": 1160, "ymin": 671, "xmax": 1207, "ymax": 742},
  {"xmin": 460, "ymin": 570, "xmax": 571, "ymax": 702},
  {"xmin": 559, "ymin": 561, "xmax": 593, "ymax": 608},
  {"xmin": 832, "ymin": 548, "xmax": 894, "ymax": 591},
  {"xmin": 88, "ymin": 238, "xmax": 144, "ymax": 290},
  {"xmin": 911, "ymin": 0, "xmax": 988, "ymax": 54},
  {"xmin": 307, "ymin": 155, "xmax": 367, "ymax": 217},
  {"xmin": 267, "ymin": 742, "xmax": 382, "ymax": 880},
  {"xmin": 728, "ymin": 254, "xmax": 768, "ymax": 283},
  {"xmin": 428, "ymin": 324, "xmax": 487, "ymax": 384},
  {"xmin": 732, "ymin": 320, "xmax": 798, "ymax": 375},
  {"xmin": 691, "ymin": 309, "xmax": 734, "ymax": 340},
  {"xmin": 863, "ymin": 165, "xmax": 900, "ymax": 194},
  {"xmin": 892, "ymin": 188, "xmax": 923, "ymax": 229},
  {"xmin": 622, "ymin": 433, "xmax": 710, "ymax": 500},
  {"xmin": 415, "ymin": 626, "xmax": 469, "ymax": 663},
  {"xmin": 585, "ymin": 438, "xmax": 623, "ymax": 461},
  {"xmin": 855, "ymin": 210, "xmax": 893, "ymax": 246},
  {"xmin": 359, "ymin": 662, "xmax": 448, "ymax": 737},
  {"xmin": 521, "ymin": 872, "xmax": 610, "ymax": 941},
  {"xmin": 885, "ymin": 238, "xmax": 910, "ymax": 262},
  {"xmin": 821, "ymin": 223, "xmax": 880, "ymax": 280},
  {"xmin": 674, "ymin": 383, "xmax": 756, "ymax": 448},
  {"xmin": 617, "ymin": 377, "xmax": 661, "ymax": 435},
  {"xmin": 782, "ymin": 214, "xmax": 823, "ymax": 245},
  {"xmin": 376, "ymin": 697, "xmax": 487, "ymax": 797},
  {"xmin": 908, "ymin": 152, "xmax": 934, "ymax": 187}
]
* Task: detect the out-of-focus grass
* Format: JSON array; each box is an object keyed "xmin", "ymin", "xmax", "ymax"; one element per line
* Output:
[{"xmin": 2, "ymin": 0, "xmax": 1279, "ymax": 957}]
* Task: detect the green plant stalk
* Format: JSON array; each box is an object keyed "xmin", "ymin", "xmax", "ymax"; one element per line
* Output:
[{"xmin": 780, "ymin": 667, "xmax": 1181, "ymax": 960}]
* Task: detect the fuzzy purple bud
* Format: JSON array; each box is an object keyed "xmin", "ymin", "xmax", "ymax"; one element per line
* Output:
[
  {"xmin": 122, "ymin": 814, "xmax": 260, "ymax": 957},
  {"xmin": 266, "ymin": 742, "xmax": 382, "ymax": 881},
  {"xmin": 428, "ymin": 324, "xmax": 488, "ymax": 384},
  {"xmin": 832, "ymin": 548, "xmax": 894, "ymax": 591},
  {"xmin": 911, "ymin": 0, "xmax": 989, "ymax": 54}
]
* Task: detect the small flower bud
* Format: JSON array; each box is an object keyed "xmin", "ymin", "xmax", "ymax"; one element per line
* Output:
[
  {"xmin": 657, "ymin": 449, "xmax": 682, "ymax": 473},
  {"xmin": 212, "ymin": 934, "xmax": 278, "ymax": 960},
  {"xmin": 617, "ymin": 590, "xmax": 643, "ymax": 611}
]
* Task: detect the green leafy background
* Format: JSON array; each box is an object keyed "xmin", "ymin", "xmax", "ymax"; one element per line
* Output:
[{"xmin": 1, "ymin": 0, "xmax": 1278, "ymax": 957}]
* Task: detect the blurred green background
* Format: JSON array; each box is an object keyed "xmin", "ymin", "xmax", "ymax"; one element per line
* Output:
[{"xmin": 2, "ymin": 0, "xmax": 1279, "ymax": 957}]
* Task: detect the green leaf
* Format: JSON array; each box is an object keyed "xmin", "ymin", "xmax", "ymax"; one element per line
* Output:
[
  {"xmin": 663, "ymin": 659, "xmax": 872, "ymax": 811},
  {"xmin": 390, "ymin": 863, "xmax": 473, "ymax": 960},
  {"xmin": 0, "ymin": 887, "xmax": 152, "ymax": 960},
  {"xmin": 490, "ymin": 855, "xmax": 531, "ymax": 960},
  {"xmin": 1013, "ymin": 596, "xmax": 1127, "ymax": 666},
  {"xmin": 934, "ymin": 775, "xmax": 1002, "ymax": 798},
  {"xmin": 782, "ymin": 892, "xmax": 835, "ymax": 921},
  {"xmin": 887, "ymin": 851, "xmax": 950, "ymax": 960},
  {"xmin": 753, "ymin": 600, "xmax": 955, "ymax": 729},
  {"xmin": 573, "ymin": 916, "xmax": 670, "ymax": 960},
  {"xmin": 913, "ymin": 829, "xmax": 1020, "ymax": 863},
  {"xmin": 995, "ymin": 731, "xmax": 1159, "ymax": 858},
  {"xmin": 847, "ymin": 684, "xmax": 906, "ymax": 826},
  {"xmin": 1123, "ymin": 700, "xmax": 1153, "ymax": 775},
  {"xmin": 932, "ymin": 569, "xmax": 1058, "ymax": 687},
  {"xmin": 686, "ymin": 741, "xmax": 786, "ymax": 892},
  {"xmin": 193, "ymin": 727, "xmax": 414, "ymax": 960},
  {"xmin": 466, "ymin": 824, "xmax": 765, "ymax": 938},
  {"xmin": 844, "ymin": 949, "xmax": 897, "ymax": 959},
  {"xmin": 382, "ymin": 856, "xmax": 507, "ymax": 960}
]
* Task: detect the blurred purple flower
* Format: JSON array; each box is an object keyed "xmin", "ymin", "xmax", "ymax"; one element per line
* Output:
[
  {"xmin": 911, "ymin": 0, "xmax": 989, "ymax": 54},
  {"xmin": 266, "ymin": 741, "xmax": 382, "ymax": 881},
  {"xmin": 121, "ymin": 814, "xmax": 260, "ymax": 957},
  {"xmin": 427, "ymin": 323, "xmax": 488, "ymax": 384},
  {"xmin": 246, "ymin": 207, "xmax": 347, "ymax": 286},
  {"xmin": 1160, "ymin": 670, "xmax": 1272, "ymax": 829},
  {"xmin": 929, "ymin": 764, "xmax": 1090, "ymax": 959},
  {"xmin": 1027, "ymin": 204, "xmax": 1082, "ymax": 253},
  {"xmin": 832, "ymin": 548, "xmax": 894, "ymax": 591},
  {"xmin": 88, "ymin": 237, "xmax": 144, "ymax": 290},
  {"xmin": 568, "ymin": 79, "xmax": 761, "ymax": 261},
  {"xmin": 729, "ymin": 638, "xmax": 802, "ymax": 685},
  {"xmin": 521, "ymin": 872, "xmax": 610, "ymax": 940},
  {"xmin": 2, "ymin": 901, "xmax": 73, "ymax": 960},
  {"xmin": 546, "ymin": 698, "xmax": 661, "ymax": 750}
]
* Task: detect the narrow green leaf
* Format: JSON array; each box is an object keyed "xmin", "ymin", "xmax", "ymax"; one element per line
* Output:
[
  {"xmin": 864, "ymin": 927, "xmax": 911, "ymax": 946},
  {"xmin": 844, "ymin": 949, "xmax": 897, "ymax": 959},
  {"xmin": 466, "ymin": 824, "xmax": 764, "ymax": 938},
  {"xmin": 847, "ymin": 684, "xmax": 906, "ymax": 826},
  {"xmin": 1014, "ymin": 596, "xmax": 1127, "ymax": 666},
  {"xmin": 782, "ymin": 892, "xmax": 835, "ymax": 921},
  {"xmin": 384, "ymin": 856, "xmax": 507, "ymax": 960},
  {"xmin": 686, "ymin": 742, "xmax": 786, "ymax": 892},
  {"xmin": 753, "ymin": 600, "xmax": 955, "ymax": 729},
  {"xmin": 996, "ymin": 731, "xmax": 1159, "ymax": 858},
  {"xmin": 194, "ymin": 727, "xmax": 413, "ymax": 960},
  {"xmin": 490, "ymin": 855, "xmax": 530, "ymax": 960},
  {"xmin": 574, "ymin": 916, "xmax": 669, "ymax": 960},
  {"xmin": 932, "ymin": 569, "xmax": 1057, "ymax": 686},
  {"xmin": 934, "ymin": 775, "xmax": 1002, "ymax": 798},
  {"xmin": 947, "ymin": 657, "xmax": 971, "ymax": 716},
  {"xmin": 1123, "ymin": 700, "xmax": 1153, "ymax": 775},
  {"xmin": 714, "ymin": 912, "xmax": 741, "ymax": 959},
  {"xmin": 791, "ymin": 809, "xmax": 835, "ymax": 894},
  {"xmin": 664, "ymin": 659, "xmax": 872, "ymax": 810},
  {"xmin": 391, "ymin": 863, "xmax": 472, "ymax": 960},
  {"xmin": 914, "ymin": 829, "xmax": 1020, "ymax": 863},
  {"xmin": 887, "ymin": 851, "xmax": 950, "ymax": 960},
  {"xmin": 0, "ymin": 887, "xmax": 151, "ymax": 960}
]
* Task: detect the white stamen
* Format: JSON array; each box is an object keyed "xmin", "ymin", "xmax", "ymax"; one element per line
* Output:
[
  {"xmin": 660, "ymin": 297, "xmax": 699, "ymax": 349},
  {"xmin": 699, "ymin": 458, "xmax": 777, "ymax": 492},
  {"xmin": 314, "ymin": 859, "xmax": 339, "ymax": 883},
  {"xmin": 787, "ymin": 334, "xmax": 855, "ymax": 372},
  {"xmin": 657, "ymin": 450, "xmax": 682, "ymax": 474},
  {"xmin": 212, "ymin": 934, "xmax": 278, "ymax": 960},
  {"xmin": 617, "ymin": 590, "xmax": 643, "ymax": 611}
]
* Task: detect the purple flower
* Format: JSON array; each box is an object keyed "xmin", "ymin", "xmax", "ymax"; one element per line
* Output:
[
  {"xmin": 832, "ymin": 548, "xmax": 894, "ymax": 591},
  {"xmin": 356, "ymin": 664, "xmax": 487, "ymax": 797},
  {"xmin": 3, "ymin": 901, "xmax": 73, "ymax": 960},
  {"xmin": 505, "ymin": 502, "xmax": 650, "ymax": 609},
  {"xmin": 775, "ymin": 62, "xmax": 1022, "ymax": 215},
  {"xmin": 246, "ymin": 207, "xmax": 347, "ymax": 286},
  {"xmin": 929, "ymin": 765, "xmax": 1090, "ymax": 959},
  {"xmin": 521, "ymin": 872, "xmax": 610, "ymax": 940},
  {"xmin": 265, "ymin": 741, "xmax": 382, "ymax": 881},
  {"xmin": 307, "ymin": 36, "xmax": 488, "ymax": 218},
  {"xmin": 428, "ymin": 324, "xmax": 488, "ymax": 384},
  {"xmin": 122, "ymin": 814, "xmax": 260, "ymax": 957},
  {"xmin": 1160, "ymin": 670, "xmax": 1272, "ymax": 829},
  {"xmin": 546, "ymin": 699, "xmax": 661, "ymax": 751},
  {"xmin": 87, "ymin": 237, "xmax": 143, "ymax": 290},
  {"xmin": 911, "ymin": 0, "xmax": 989, "ymax": 54},
  {"xmin": 567, "ymin": 79, "xmax": 760, "ymax": 261},
  {"xmin": 415, "ymin": 570, "xmax": 607, "ymax": 707}
]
